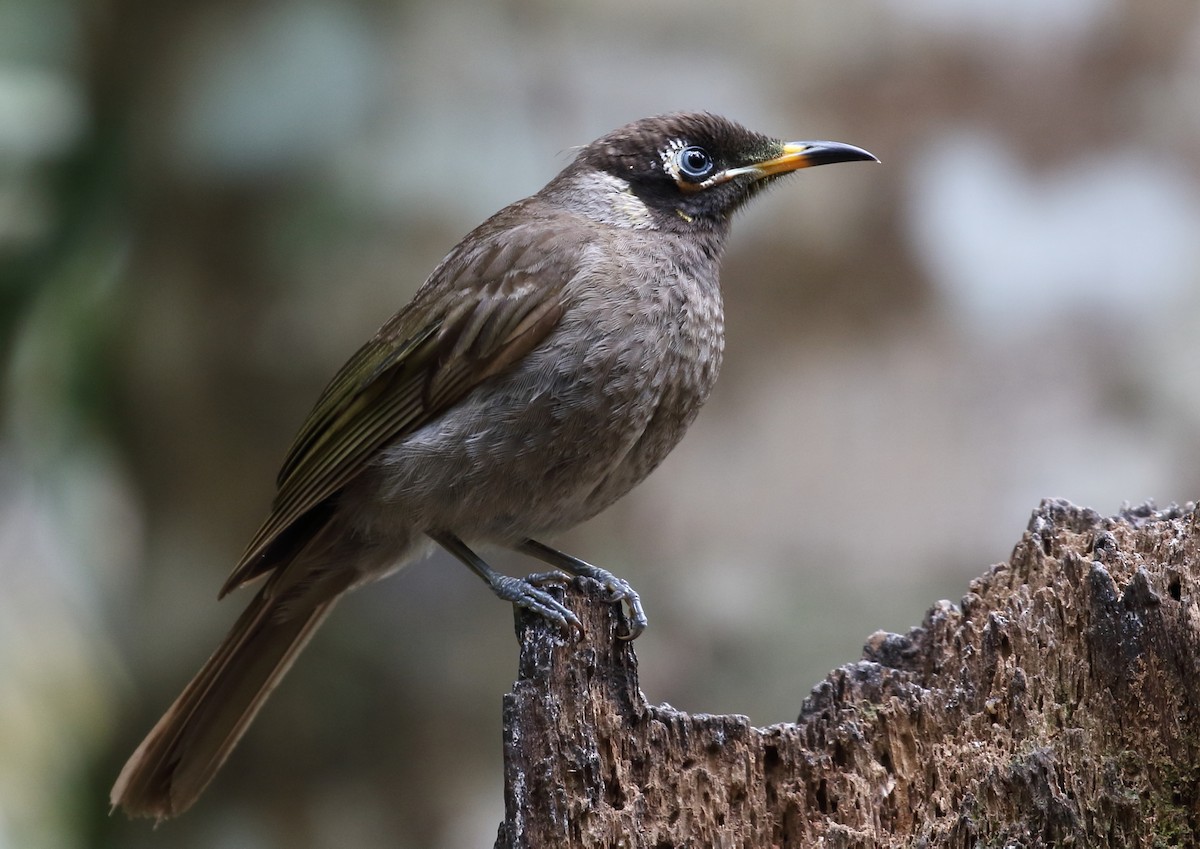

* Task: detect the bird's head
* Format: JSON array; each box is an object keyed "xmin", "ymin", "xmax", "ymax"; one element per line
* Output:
[{"xmin": 548, "ymin": 112, "xmax": 877, "ymax": 232}]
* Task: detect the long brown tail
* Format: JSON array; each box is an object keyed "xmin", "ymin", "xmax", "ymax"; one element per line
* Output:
[{"xmin": 111, "ymin": 574, "xmax": 348, "ymax": 820}]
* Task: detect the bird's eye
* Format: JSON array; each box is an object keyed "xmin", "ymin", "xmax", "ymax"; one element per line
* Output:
[{"xmin": 676, "ymin": 146, "xmax": 715, "ymax": 181}]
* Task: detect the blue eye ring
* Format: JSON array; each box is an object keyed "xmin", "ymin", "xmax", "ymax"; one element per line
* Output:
[{"xmin": 676, "ymin": 146, "xmax": 715, "ymax": 181}]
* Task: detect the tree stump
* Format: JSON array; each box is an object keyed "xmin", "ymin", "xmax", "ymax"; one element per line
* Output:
[{"xmin": 494, "ymin": 499, "xmax": 1200, "ymax": 848}]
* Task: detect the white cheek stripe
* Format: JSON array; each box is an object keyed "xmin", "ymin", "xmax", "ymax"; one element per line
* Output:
[{"xmin": 596, "ymin": 171, "xmax": 655, "ymax": 228}]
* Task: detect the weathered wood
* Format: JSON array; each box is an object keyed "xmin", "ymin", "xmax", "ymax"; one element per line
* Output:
[{"xmin": 494, "ymin": 499, "xmax": 1200, "ymax": 847}]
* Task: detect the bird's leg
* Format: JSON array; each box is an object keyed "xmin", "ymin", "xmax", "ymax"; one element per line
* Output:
[
  {"xmin": 516, "ymin": 538, "xmax": 647, "ymax": 640},
  {"xmin": 429, "ymin": 531, "xmax": 583, "ymax": 636}
]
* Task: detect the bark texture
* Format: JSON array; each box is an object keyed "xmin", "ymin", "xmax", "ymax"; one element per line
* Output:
[{"xmin": 494, "ymin": 499, "xmax": 1200, "ymax": 848}]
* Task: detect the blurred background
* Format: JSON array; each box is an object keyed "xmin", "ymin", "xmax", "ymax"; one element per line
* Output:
[{"xmin": 4, "ymin": 0, "xmax": 1200, "ymax": 846}]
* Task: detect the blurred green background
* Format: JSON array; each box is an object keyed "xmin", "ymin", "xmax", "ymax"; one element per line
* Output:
[{"xmin": 4, "ymin": 0, "xmax": 1200, "ymax": 846}]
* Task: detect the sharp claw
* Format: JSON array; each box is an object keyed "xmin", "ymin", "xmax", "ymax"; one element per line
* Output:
[
  {"xmin": 514, "ymin": 539, "xmax": 649, "ymax": 639},
  {"xmin": 617, "ymin": 596, "xmax": 647, "ymax": 640},
  {"xmin": 592, "ymin": 577, "xmax": 646, "ymax": 640},
  {"xmin": 496, "ymin": 575, "xmax": 584, "ymax": 638}
]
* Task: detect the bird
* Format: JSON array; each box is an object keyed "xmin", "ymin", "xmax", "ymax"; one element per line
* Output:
[{"xmin": 110, "ymin": 112, "xmax": 876, "ymax": 820}]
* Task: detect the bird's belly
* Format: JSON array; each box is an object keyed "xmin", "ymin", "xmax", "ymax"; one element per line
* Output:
[{"xmin": 349, "ymin": 292, "xmax": 724, "ymax": 544}]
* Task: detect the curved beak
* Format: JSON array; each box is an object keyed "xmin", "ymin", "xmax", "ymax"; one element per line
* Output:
[
  {"xmin": 710, "ymin": 140, "xmax": 878, "ymax": 187},
  {"xmin": 763, "ymin": 140, "xmax": 879, "ymax": 173}
]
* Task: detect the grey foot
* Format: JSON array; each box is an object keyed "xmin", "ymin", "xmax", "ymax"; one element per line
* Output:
[
  {"xmin": 430, "ymin": 531, "xmax": 583, "ymax": 637},
  {"xmin": 489, "ymin": 573, "xmax": 583, "ymax": 636},
  {"xmin": 517, "ymin": 539, "xmax": 648, "ymax": 640}
]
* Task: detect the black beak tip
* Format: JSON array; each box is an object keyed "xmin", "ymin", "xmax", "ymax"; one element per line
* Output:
[{"xmin": 805, "ymin": 141, "xmax": 879, "ymax": 167}]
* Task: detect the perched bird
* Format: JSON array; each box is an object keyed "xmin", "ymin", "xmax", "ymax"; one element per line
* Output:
[{"xmin": 111, "ymin": 112, "xmax": 876, "ymax": 819}]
